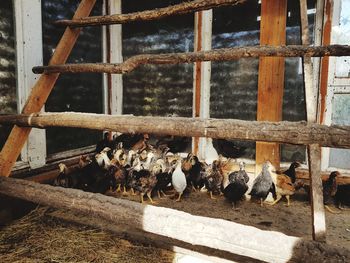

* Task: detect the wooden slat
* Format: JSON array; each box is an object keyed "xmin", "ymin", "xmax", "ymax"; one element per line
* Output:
[
  {"xmin": 1, "ymin": 112, "xmax": 349, "ymax": 148},
  {"xmin": 256, "ymin": 0, "xmax": 287, "ymax": 170},
  {"xmin": 0, "ymin": 0, "xmax": 97, "ymax": 177}
]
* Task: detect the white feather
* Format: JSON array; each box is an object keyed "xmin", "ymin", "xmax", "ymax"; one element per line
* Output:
[{"xmin": 172, "ymin": 161, "xmax": 187, "ymax": 194}]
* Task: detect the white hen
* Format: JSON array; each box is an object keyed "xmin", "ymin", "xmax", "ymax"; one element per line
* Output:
[
  {"xmin": 204, "ymin": 138, "xmax": 219, "ymax": 165},
  {"xmin": 171, "ymin": 158, "xmax": 187, "ymax": 202}
]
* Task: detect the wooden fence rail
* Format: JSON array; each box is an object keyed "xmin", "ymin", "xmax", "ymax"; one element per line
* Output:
[
  {"xmin": 0, "ymin": 112, "xmax": 349, "ymax": 149},
  {"xmin": 32, "ymin": 45, "xmax": 350, "ymax": 74},
  {"xmin": 0, "ymin": 176, "xmax": 349, "ymax": 263}
]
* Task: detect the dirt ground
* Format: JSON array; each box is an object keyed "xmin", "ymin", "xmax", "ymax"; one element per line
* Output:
[{"xmin": 107, "ymin": 187, "xmax": 350, "ymax": 251}]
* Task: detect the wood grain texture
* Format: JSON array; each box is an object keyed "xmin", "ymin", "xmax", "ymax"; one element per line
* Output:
[
  {"xmin": 32, "ymin": 45, "xmax": 350, "ymax": 74},
  {"xmin": 54, "ymin": 0, "xmax": 245, "ymax": 27},
  {"xmin": 256, "ymin": 0, "xmax": 287, "ymax": 170},
  {"xmin": 0, "ymin": 0, "xmax": 97, "ymax": 177},
  {"xmin": 307, "ymin": 144, "xmax": 326, "ymax": 242},
  {"xmin": 0, "ymin": 176, "xmax": 349, "ymax": 262},
  {"xmin": 0, "ymin": 112, "xmax": 349, "ymax": 148}
]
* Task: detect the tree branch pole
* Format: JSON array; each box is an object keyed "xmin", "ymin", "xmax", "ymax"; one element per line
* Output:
[
  {"xmin": 0, "ymin": 112, "xmax": 349, "ymax": 149},
  {"xmin": 54, "ymin": 0, "xmax": 245, "ymax": 27},
  {"xmin": 32, "ymin": 45, "xmax": 350, "ymax": 74},
  {"xmin": 0, "ymin": 176, "xmax": 349, "ymax": 263}
]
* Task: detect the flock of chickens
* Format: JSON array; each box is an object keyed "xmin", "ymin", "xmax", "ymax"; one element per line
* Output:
[{"xmin": 53, "ymin": 133, "xmax": 349, "ymax": 211}]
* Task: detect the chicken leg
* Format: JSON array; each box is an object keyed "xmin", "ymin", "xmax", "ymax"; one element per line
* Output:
[
  {"xmin": 176, "ymin": 192, "xmax": 183, "ymax": 202},
  {"xmin": 147, "ymin": 191, "xmax": 157, "ymax": 204}
]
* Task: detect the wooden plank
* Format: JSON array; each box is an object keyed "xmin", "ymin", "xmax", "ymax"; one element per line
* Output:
[
  {"xmin": 319, "ymin": 0, "xmax": 333, "ymax": 124},
  {"xmin": 193, "ymin": 10, "xmax": 213, "ymax": 159},
  {"xmin": 32, "ymin": 45, "xmax": 350, "ymax": 74},
  {"xmin": 307, "ymin": 144, "xmax": 326, "ymax": 242},
  {"xmin": 300, "ymin": 0, "xmax": 326, "ymax": 242},
  {"xmin": 0, "ymin": 0, "xmax": 97, "ymax": 177},
  {"xmin": 256, "ymin": 0, "xmax": 287, "ymax": 170},
  {"xmin": 54, "ymin": 0, "xmax": 245, "ymax": 27},
  {"xmin": 0, "ymin": 112, "xmax": 350, "ymax": 148},
  {"xmin": 1, "ymin": 176, "xmax": 350, "ymax": 262}
]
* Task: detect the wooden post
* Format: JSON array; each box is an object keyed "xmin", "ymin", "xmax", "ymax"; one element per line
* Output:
[
  {"xmin": 256, "ymin": 0, "xmax": 287, "ymax": 171},
  {"xmin": 193, "ymin": 10, "xmax": 212, "ymax": 159},
  {"xmin": 308, "ymin": 144, "xmax": 326, "ymax": 241},
  {"xmin": 0, "ymin": 0, "xmax": 97, "ymax": 177},
  {"xmin": 300, "ymin": 0, "xmax": 326, "ymax": 242}
]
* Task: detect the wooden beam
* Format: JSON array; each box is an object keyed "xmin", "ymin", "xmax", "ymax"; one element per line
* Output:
[
  {"xmin": 0, "ymin": 0, "xmax": 97, "ymax": 177},
  {"xmin": 0, "ymin": 176, "xmax": 349, "ymax": 262},
  {"xmin": 32, "ymin": 45, "xmax": 350, "ymax": 75},
  {"xmin": 0, "ymin": 112, "xmax": 349, "ymax": 148},
  {"xmin": 256, "ymin": 0, "xmax": 287, "ymax": 170},
  {"xmin": 54, "ymin": 0, "xmax": 245, "ymax": 27},
  {"xmin": 308, "ymin": 144, "xmax": 326, "ymax": 242},
  {"xmin": 319, "ymin": 0, "xmax": 333, "ymax": 124}
]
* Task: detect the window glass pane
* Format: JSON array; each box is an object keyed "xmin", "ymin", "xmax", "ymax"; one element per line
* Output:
[
  {"xmin": 0, "ymin": 0, "xmax": 17, "ymax": 149},
  {"xmin": 329, "ymin": 94, "xmax": 350, "ymax": 169},
  {"xmin": 335, "ymin": 1, "xmax": 350, "ymax": 78},
  {"xmin": 122, "ymin": 0, "xmax": 193, "ymax": 117},
  {"xmin": 210, "ymin": 0, "xmax": 315, "ymax": 162},
  {"xmin": 42, "ymin": 0, "xmax": 103, "ymax": 155}
]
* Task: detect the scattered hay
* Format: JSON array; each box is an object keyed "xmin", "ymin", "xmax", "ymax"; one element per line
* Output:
[{"xmin": 0, "ymin": 207, "xmax": 174, "ymax": 263}]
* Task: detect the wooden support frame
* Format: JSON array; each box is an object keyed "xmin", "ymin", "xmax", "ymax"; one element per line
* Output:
[
  {"xmin": 256, "ymin": 0, "xmax": 287, "ymax": 171},
  {"xmin": 54, "ymin": 0, "xmax": 245, "ymax": 27},
  {"xmin": 0, "ymin": 176, "xmax": 349, "ymax": 263},
  {"xmin": 193, "ymin": 10, "xmax": 213, "ymax": 159},
  {"xmin": 32, "ymin": 45, "xmax": 350, "ymax": 75},
  {"xmin": 0, "ymin": 112, "xmax": 349, "ymax": 149},
  {"xmin": 0, "ymin": 0, "xmax": 97, "ymax": 177}
]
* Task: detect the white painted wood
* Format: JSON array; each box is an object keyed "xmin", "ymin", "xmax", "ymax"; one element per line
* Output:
[
  {"xmin": 109, "ymin": 0, "xmax": 123, "ymax": 115},
  {"xmin": 192, "ymin": 10, "xmax": 213, "ymax": 160},
  {"xmin": 321, "ymin": 0, "xmax": 350, "ymax": 171},
  {"xmin": 14, "ymin": 0, "xmax": 46, "ymax": 169}
]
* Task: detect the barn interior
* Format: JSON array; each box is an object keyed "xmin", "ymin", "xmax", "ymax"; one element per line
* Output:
[{"xmin": 0, "ymin": 0, "xmax": 350, "ymax": 262}]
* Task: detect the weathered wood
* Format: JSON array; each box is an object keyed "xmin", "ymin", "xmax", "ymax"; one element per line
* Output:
[
  {"xmin": 0, "ymin": 0, "xmax": 97, "ymax": 177},
  {"xmin": 0, "ymin": 112, "xmax": 349, "ymax": 149},
  {"xmin": 54, "ymin": 0, "xmax": 245, "ymax": 27},
  {"xmin": 307, "ymin": 144, "xmax": 326, "ymax": 242},
  {"xmin": 300, "ymin": 0, "xmax": 317, "ymax": 122},
  {"xmin": 0, "ymin": 176, "xmax": 349, "ymax": 262},
  {"xmin": 256, "ymin": 0, "xmax": 287, "ymax": 170},
  {"xmin": 32, "ymin": 45, "xmax": 350, "ymax": 75}
]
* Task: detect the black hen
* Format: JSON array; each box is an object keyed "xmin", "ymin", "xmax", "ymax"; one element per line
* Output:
[
  {"xmin": 223, "ymin": 162, "xmax": 249, "ymax": 209},
  {"xmin": 112, "ymin": 133, "xmax": 148, "ymax": 150},
  {"xmin": 323, "ymin": 171, "xmax": 339, "ymax": 205},
  {"xmin": 249, "ymin": 161, "xmax": 276, "ymax": 206},
  {"xmin": 335, "ymin": 184, "xmax": 350, "ymax": 208},
  {"xmin": 155, "ymin": 135, "xmax": 191, "ymax": 153},
  {"xmin": 281, "ymin": 162, "xmax": 301, "ymax": 183},
  {"xmin": 182, "ymin": 153, "xmax": 205, "ymax": 191},
  {"xmin": 96, "ymin": 132, "xmax": 112, "ymax": 153},
  {"xmin": 213, "ymin": 139, "xmax": 246, "ymax": 159}
]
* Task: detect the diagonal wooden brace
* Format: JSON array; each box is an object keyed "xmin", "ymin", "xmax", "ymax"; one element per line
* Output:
[{"xmin": 0, "ymin": 0, "xmax": 97, "ymax": 177}]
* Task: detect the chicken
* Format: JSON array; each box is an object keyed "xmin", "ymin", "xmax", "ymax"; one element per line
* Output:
[
  {"xmin": 203, "ymin": 160, "xmax": 223, "ymax": 200},
  {"xmin": 95, "ymin": 147, "xmax": 112, "ymax": 170},
  {"xmin": 155, "ymin": 135, "xmax": 190, "ymax": 153},
  {"xmin": 107, "ymin": 163, "xmax": 128, "ymax": 194},
  {"xmin": 213, "ymin": 139, "xmax": 246, "ymax": 159},
  {"xmin": 335, "ymin": 184, "xmax": 350, "ymax": 209},
  {"xmin": 249, "ymin": 161, "xmax": 277, "ymax": 207},
  {"xmin": 222, "ymin": 162, "xmax": 249, "ymax": 210},
  {"xmin": 204, "ymin": 138, "xmax": 219, "ymax": 165},
  {"xmin": 181, "ymin": 153, "xmax": 205, "ymax": 191},
  {"xmin": 133, "ymin": 162, "xmax": 159, "ymax": 204},
  {"xmin": 153, "ymin": 159, "xmax": 173, "ymax": 199},
  {"xmin": 96, "ymin": 132, "xmax": 112, "ymax": 153},
  {"xmin": 53, "ymin": 163, "xmax": 71, "ymax": 188},
  {"xmin": 323, "ymin": 171, "xmax": 341, "ymax": 213},
  {"xmin": 112, "ymin": 133, "xmax": 149, "ymax": 151},
  {"xmin": 278, "ymin": 162, "xmax": 301, "ymax": 184},
  {"xmin": 269, "ymin": 174, "xmax": 295, "ymax": 207},
  {"xmin": 171, "ymin": 157, "xmax": 187, "ymax": 202}
]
